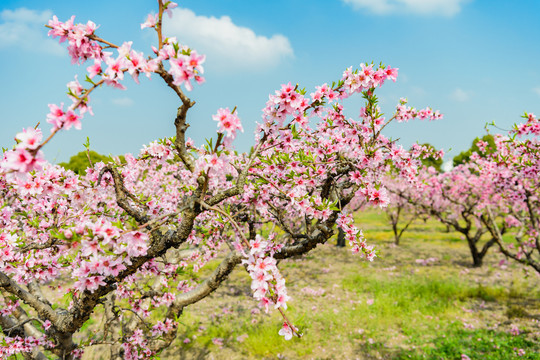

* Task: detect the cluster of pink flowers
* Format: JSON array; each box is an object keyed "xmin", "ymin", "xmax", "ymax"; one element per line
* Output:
[
  {"xmin": 195, "ymin": 152, "xmax": 232, "ymax": 177},
  {"xmin": 151, "ymin": 318, "xmax": 177, "ymax": 337},
  {"xmin": 358, "ymin": 184, "xmax": 390, "ymax": 208},
  {"xmin": 395, "ymin": 98, "xmax": 442, "ymax": 122},
  {"xmin": 262, "ymin": 82, "xmax": 311, "ymax": 127},
  {"xmin": 310, "ymin": 83, "xmax": 339, "ymax": 103},
  {"xmin": 47, "ymin": 15, "xmax": 101, "ymax": 64},
  {"xmin": 212, "ymin": 108, "xmax": 244, "ymax": 140},
  {"xmin": 122, "ymin": 329, "xmax": 155, "ymax": 360},
  {"xmin": 4, "ymin": 4, "xmax": 206, "ymax": 179},
  {"xmin": 513, "ymin": 112, "xmax": 540, "ymax": 136},
  {"xmin": 46, "ymin": 103, "xmax": 83, "ymax": 131},
  {"xmin": 105, "ymin": 42, "xmax": 159, "ymax": 86},
  {"xmin": 0, "ymin": 299, "xmax": 19, "ymax": 316},
  {"xmin": 155, "ymin": 38, "xmax": 205, "ymax": 91},
  {"xmin": 278, "ymin": 321, "xmax": 299, "ymax": 341},
  {"xmin": 341, "ymin": 63, "xmax": 398, "ymax": 96},
  {"xmin": 72, "ymin": 230, "xmax": 150, "ymax": 293},
  {"xmin": 141, "ymin": 139, "xmax": 175, "ymax": 161},
  {"xmin": 0, "ymin": 336, "xmax": 54, "ymax": 358},
  {"xmin": 1, "ymin": 128, "xmax": 45, "ymax": 173},
  {"xmin": 243, "ymin": 235, "xmax": 291, "ymax": 315},
  {"xmin": 336, "ymin": 213, "xmax": 376, "ymax": 260}
]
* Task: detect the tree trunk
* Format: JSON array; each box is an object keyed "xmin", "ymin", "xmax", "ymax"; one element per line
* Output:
[
  {"xmin": 392, "ymin": 222, "xmax": 400, "ymax": 245},
  {"xmin": 337, "ymin": 228, "xmax": 346, "ymax": 247},
  {"xmin": 465, "ymin": 236, "xmax": 483, "ymax": 267}
]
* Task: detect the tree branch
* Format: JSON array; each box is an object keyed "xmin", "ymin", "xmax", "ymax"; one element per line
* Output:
[
  {"xmin": 0, "ymin": 272, "xmax": 64, "ymax": 329},
  {"xmin": 167, "ymin": 251, "xmax": 242, "ymax": 314},
  {"xmin": 98, "ymin": 165, "xmax": 150, "ymax": 224},
  {"xmin": 155, "ymin": 64, "xmax": 196, "ymax": 172}
]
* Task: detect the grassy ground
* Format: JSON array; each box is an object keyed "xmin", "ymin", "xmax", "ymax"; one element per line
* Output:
[{"xmin": 156, "ymin": 210, "xmax": 540, "ymax": 360}]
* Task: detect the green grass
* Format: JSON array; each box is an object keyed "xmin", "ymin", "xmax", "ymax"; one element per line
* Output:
[
  {"xmin": 342, "ymin": 272, "xmax": 507, "ymax": 311},
  {"xmin": 398, "ymin": 327, "xmax": 540, "ymax": 360}
]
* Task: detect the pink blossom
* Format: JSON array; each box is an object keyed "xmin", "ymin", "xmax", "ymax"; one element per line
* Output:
[
  {"xmin": 67, "ymin": 75, "xmax": 84, "ymax": 99},
  {"xmin": 188, "ymin": 50, "xmax": 205, "ymax": 74},
  {"xmin": 161, "ymin": 0, "xmax": 178, "ymax": 17},
  {"xmin": 141, "ymin": 13, "xmax": 158, "ymax": 29},
  {"xmin": 249, "ymin": 235, "xmax": 268, "ymax": 255},
  {"xmin": 122, "ymin": 231, "xmax": 149, "ymax": 258},
  {"xmin": 385, "ymin": 66, "xmax": 399, "ymax": 82},
  {"xmin": 212, "ymin": 108, "xmax": 243, "ymax": 139},
  {"xmin": 275, "ymin": 293, "xmax": 290, "ymax": 310},
  {"xmin": 15, "ymin": 128, "xmax": 42, "ymax": 150},
  {"xmin": 87, "ymin": 60, "xmax": 102, "ymax": 78},
  {"xmin": 46, "ymin": 103, "xmax": 65, "ymax": 129},
  {"xmin": 63, "ymin": 109, "xmax": 82, "ymax": 130},
  {"xmin": 2, "ymin": 148, "xmax": 45, "ymax": 173},
  {"xmin": 74, "ymin": 275, "xmax": 106, "ymax": 293},
  {"xmin": 278, "ymin": 322, "xmax": 293, "ymax": 340}
]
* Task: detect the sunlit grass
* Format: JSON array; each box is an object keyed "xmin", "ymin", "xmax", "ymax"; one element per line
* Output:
[{"xmin": 399, "ymin": 327, "xmax": 540, "ymax": 360}]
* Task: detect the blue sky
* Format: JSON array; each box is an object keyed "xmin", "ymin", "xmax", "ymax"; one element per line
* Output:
[{"xmin": 1, "ymin": 0, "xmax": 539, "ymax": 166}]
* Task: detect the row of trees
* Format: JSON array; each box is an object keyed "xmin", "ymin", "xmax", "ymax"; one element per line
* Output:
[{"xmin": 379, "ymin": 129, "xmax": 539, "ymax": 271}]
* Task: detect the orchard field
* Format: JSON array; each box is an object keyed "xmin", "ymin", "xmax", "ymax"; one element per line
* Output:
[
  {"xmin": 78, "ymin": 210, "xmax": 539, "ymax": 360},
  {"xmin": 2, "ymin": 1, "xmax": 540, "ymax": 359}
]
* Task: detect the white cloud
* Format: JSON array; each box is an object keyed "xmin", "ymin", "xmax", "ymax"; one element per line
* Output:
[
  {"xmin": 0, "ymin": 8, "xmax": 64, "ymax": 55},
  {"xmin": 450, "ymin": 88, "xmax": 471, "ymax": 102},
  {"xmin": 342, "ymin": 0, "xmax": 471, "ymax": 16},
  {"xmin": 163, "ymin": 8, "xmax": 294, "ymax": 71},
  {"xmin": 111, "ymin": 97, "xmax": 134, "ymax": 107},
  {"xmin": 533, "ymin": 87, "xmax": 540, "ymax": 97}
]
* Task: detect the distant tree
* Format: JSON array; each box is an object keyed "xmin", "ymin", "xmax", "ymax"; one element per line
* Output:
[
  {"xmin": 481, "ymin": 114, "xmax": 540, "ymax": 274},
  {"xmin": 453, "ymin": 134, "xmax": 496, "ymax": 167},
  {"xmin": 409, "ymin": 163, "xmax": 503, "ymax": 267},
  {"xmin": 58, "ymin": 150, "xmax": 124, "ymax": 175},
  {"xmin": 383, "ymin": 176, "xmax": 426, "ymax": 245}
]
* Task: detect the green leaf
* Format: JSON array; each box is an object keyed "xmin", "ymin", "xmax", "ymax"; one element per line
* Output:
[{"xmin": 85, "ymin": 75, "xmax": 96, "ymax": 85}]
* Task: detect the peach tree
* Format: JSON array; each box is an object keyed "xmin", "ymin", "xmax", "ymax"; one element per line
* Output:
[
  {"xmin": 0, "ymin": 1, "xmax": 441, "ymax": 358},
  {"xmin": 481, "ymin": 114, "xmax": 540, "ymax": 273}
]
